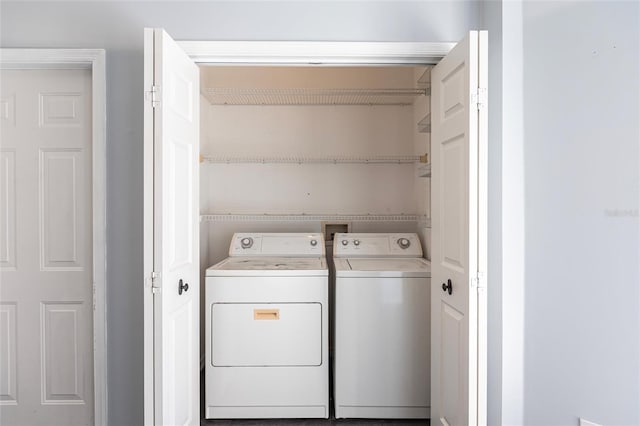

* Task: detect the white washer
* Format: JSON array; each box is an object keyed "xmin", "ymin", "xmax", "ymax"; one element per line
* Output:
[
  {"xmin": 333, "ymin": 233, "xmax": 431, "ymax": 419},
  {"xmin": 205, "ymin": 233, "xmax": 329, "ymax": 419}
]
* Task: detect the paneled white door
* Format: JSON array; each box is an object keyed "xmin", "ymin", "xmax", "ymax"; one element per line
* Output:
[
  {"xmin": 143, "ymin": 29, "xmax": 200, "ymax": 426},
  {"xmin": 0, "ymin": 69, "xmax": 94, "ymax": 425},
  {"xmin": 430, "ymin": 31, "xmax": 487, "ymax": 426}
]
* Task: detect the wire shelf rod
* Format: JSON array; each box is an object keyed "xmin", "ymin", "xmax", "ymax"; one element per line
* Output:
[
  {"xmin": 200, "ymin": 213, "xmax": 428, "ymax": 223},
  {"xmin": 201, "ymin": 155, "xmax": 422, "ymax": 165},
  {"xmin": 201, "ymin": 87, "xmax": 427, "ymax": 106}
]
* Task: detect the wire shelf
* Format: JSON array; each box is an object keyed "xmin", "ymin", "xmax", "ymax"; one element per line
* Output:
[
  {"xmin": 200, "ymin": 213, "xmax": 428, "ymax": 223},
  {"xmin": 417, "ymin": 113, "xmax": 431, "ymax": 133},
  {"xmin": 201, "ymin": 155, "xmax": 421, "ymax": 164},
  {"xmin": 417, "ymin": 163, "xmax": 432, "ymax": 178},
  {"xmin": 201, "ymin": 88, "xmax": 427, "ymax": 106},
  {"xmin": 417, "ymin": 68, "xmax": 432, "ymax": 94}
]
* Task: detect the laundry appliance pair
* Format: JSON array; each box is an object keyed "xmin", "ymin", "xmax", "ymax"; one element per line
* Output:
[{"xmin": 205, "ymin": 232, "xmax": 431, "ymax": 419}]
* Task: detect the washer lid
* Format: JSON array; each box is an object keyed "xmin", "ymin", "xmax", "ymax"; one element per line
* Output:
[
  {"xmin": 207, "ymin": 256, "xmax": 328, "ymax": 277},
  {"xmin": 334, "ymin": 257, "xmax": 430, "ymax": 278}
]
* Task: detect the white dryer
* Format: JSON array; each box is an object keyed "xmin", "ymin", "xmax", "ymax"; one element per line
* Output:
[
  {"xmin": 333, "ymin": 233, "xmax": 431, "ymax": 419},
  {"xmin": 205, "ymin": 233, "xmax": 328, "ymax": 419}
]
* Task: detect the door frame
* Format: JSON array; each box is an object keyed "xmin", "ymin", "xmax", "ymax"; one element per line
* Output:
[
  {"xmin": 178, "ymin": 40, "xmax": 454, "ymax": 65},
  {"xmin": 173, "ymin": 39, "xmax": 486, "ymax": 422},
  {"xmin": 0, "ymin": 48, "xmax": 108, "ymax": 426}
]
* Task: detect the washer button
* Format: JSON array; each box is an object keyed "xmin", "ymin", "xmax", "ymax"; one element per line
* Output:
[
  {"xmin": 341, "ymin": 240, "xmax": 349, "ymax": 246},
  {"xmin": 353, "ymin": 239, "xmax": 360, "ymax": 246},
  {"xmin": 240, "ymin": 237, "xmax": 253, "ymax": 249},
  {"xmin": 310, "ymin": 239, "xmax": 318, "ymax": 246}
]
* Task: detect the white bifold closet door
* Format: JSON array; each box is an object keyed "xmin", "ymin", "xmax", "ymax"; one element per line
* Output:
[
  {"xmin": 430, "ymin": 31, "xmax": 488, "ymax": 426},
  {"xmin": 143, "ymin": 28, "xmax": 200, "ymax": 426},
  {"xmin": 0, "ymin": 69, "xmax": 94, "ymax": 425}
]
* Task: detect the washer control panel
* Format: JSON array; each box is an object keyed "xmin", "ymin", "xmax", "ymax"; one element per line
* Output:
[
  {"xmin": 229, "ymin": 233, "xmax": 324, "ymax": 257},
  {"xmin": 397, "ymin": 237, "xmax": 411, "ymax": 249},
  {"xmin": 333, "ymin": 233, "xmax": 423, "ymax": 258}
]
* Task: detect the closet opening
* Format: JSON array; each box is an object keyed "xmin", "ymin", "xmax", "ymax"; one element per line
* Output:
[{"xmin": 197, "ymin": 64, "xmax": 432, "ymax": 422}]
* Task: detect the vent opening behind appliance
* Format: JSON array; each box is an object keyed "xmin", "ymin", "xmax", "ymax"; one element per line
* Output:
[{"xmin": 322, "ymin": 223, "xmax": 350, "ymax": 243}]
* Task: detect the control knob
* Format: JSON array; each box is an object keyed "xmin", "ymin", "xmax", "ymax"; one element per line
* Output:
[
  {"xmin": 341, "ymin": 240, "xmax": 348, "ymax": 246},
  {"xmin": 240, "ymin": 237, "xmax": 253, "ymax": 249},
  {"xmin": 397, "ymin": 238, "xmax": 411, "ymax": 249},
  {"xmin": 353, "ymin": 239, "xmax": 360, "ymax": 246},
  {"xmin": 310, "ymin": 239, "xmax": 318, "ymax": 246}
]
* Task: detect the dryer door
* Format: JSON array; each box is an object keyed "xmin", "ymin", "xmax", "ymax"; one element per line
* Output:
[{"xmin": 212, "ymin": 303, "xmax": 322, "ymax": 367}]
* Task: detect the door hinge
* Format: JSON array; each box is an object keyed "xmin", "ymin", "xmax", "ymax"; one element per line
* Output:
[
  {"xmin": 150, "ymin": 271, "xmax": 161, "ymax": 294},
  {"xmin": 145, "ymin": 85, "xmax": 161, "ymax": 108},
  {"xmin": 471, "ymin": 271, "xmax": 486, "ymax": 289},
  {"xmin": 472, "ymin": 87, "xmax": 487, "ymax": 110}
]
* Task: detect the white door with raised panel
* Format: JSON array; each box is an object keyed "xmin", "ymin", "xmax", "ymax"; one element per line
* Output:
[
  {"xmin": 0, "ymin": 69, "xmax": 94, "ymax": 425},
  {"xmin": 430, "ymin": 31, "xmax": 487, "ymax": 426},
  {"xmin": 143, "ymin": 28, "xmax": 200, "ymax": 426}
]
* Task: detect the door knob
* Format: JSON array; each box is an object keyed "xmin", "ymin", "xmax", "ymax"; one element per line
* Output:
[
  {"xmin": 441, "ymin": 279, "xmax": 452, "ymax": 295},
  {"xmin": 178, "ymin": 279, "xmax": 189, "ymax": 295}
]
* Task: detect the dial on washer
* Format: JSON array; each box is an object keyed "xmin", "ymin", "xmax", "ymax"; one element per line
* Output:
[{"xmin": 397, "ymin": 238, "xmax": 411, "ymax": 249}]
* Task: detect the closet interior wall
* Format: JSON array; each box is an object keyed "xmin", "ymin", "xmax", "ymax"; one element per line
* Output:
[{"xmin": 198, "ymin": 65, "xmax": 431, "ymax": 289}]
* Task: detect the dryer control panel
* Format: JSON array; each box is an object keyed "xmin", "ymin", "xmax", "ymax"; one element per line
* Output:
[
  {"xmin": 333, "ymin": 233, "xmax": 423, "ymax": 258},
  {"xmin": 229, "ymin": 233, "xmax": 325, "ymax": 257}
]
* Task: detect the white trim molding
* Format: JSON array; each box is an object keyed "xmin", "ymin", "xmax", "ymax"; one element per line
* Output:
[
  {"xmin": 0, "ymin": 48, "xmax": 102, "ymax": 69},
  {"xmin": 0, "ymin": 48, "xmax": 108, "ymax": 426},
  {"xmin": 177, "ymin": 41, "xmax": 455, "ymax": 65}
]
